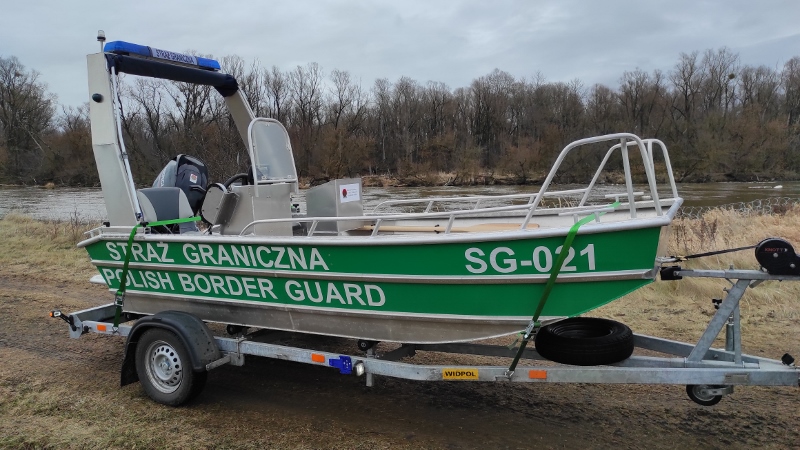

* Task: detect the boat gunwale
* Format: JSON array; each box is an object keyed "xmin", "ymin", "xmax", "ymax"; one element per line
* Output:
[{"xmin": 77, "ymin": 199, "xmax": 681, "ymax": 249}]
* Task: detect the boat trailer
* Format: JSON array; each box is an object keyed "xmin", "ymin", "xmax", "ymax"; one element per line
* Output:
[{"xmin": 52, "ymin": 267, "xmax": 798, "ymax": 407}]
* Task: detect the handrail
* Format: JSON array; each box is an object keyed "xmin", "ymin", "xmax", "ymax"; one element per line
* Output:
[
  {"xmin": 521, "ymin": 133, "xmax": 652, "ymax": 227},
  {"xmin": 238, "ymin": 198, "xmax": 675, "ymax": 237},
  {"xmin": 240, "ymin": 132, "xmax": 679, "ymax": 237}
]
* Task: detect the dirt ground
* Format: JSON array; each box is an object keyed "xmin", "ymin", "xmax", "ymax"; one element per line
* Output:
[
  {"xmin": 1, "ymin": 210, "xmax": 800, "ymax": 449},
  {"xmin": 0, "ymin": 270, "xmax": 798, "ymax": 450}
]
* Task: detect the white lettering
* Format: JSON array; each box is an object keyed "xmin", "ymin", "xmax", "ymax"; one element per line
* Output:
[
  {"xmin": 247, "ymin": 246, "xmax": 257, "ymax": 267},
  {"xmin": 158, "ymin": 242, "xmax": 174, "ymax": 263},
  {"xmin": 144, "ymin": 271, "xmax": 160, "ymax": 289},
  {"xmin": 344, "ymin": 283, "xmax": 366, "ymax": 305},
  {"xmin": 157, "ymin": 271, "xmax": 174, "ymax": 290},
  {"xmin": 533, "ymin": 246, "xmax": 552, "ymax": 272},
  {"xmin": 232, "ymin": 246, "xmax": 250, "ymax": 266},
  {"xmin": 490, "ymin": 247, "xmax": 517, "ymax": 273},
  {"xmin": 242, "ymin": 277, "xmax": 258, "ymax": 297},
  {"xmin": 106, "ymin": 242, "xmax": 121, "ymax": 261},
  {"xmin": 365, "ymin": 285, "xmax": 385, "ymax": 306},
  {"xmin": 288, "ymin": 248, "xmax": 307, "ymax": 270},
  {"xmin": 178, "ymin": 273, "xmax": 194, "ymax": 292},
  {"xmin": 285, "ymin": 280, "xmax": 304, "ymax": 301},
  {"xmin": 102, "ymin": 268, "xmax": 116, "ymax": 282},
  {"xmin": 257, "ymin": 278, "xmax": 278, "ymax": 299},
  {"xmin": 131, "ymin": 243, "xmax": 145, "ymax": 262},
  {"xmin": 226, "ymin": 276, "xmax": 243, "ymax": 296},
  {"xmin": 128, "ymin": 270, "xmax": 144, "ymax": 288},
  {"xmin": 580, "ymin": 244, "xmax": 596, "ymax": 271},
  {"xmin": 218, "ymin": 246, "xmax": 233, "ymax": 265},
  {"xmin": 465, "ymin": 248, "xmax": 487, "ymax": 274},
  {"xmin": 326, "ymin": 283, "xmax": 346, "ymax": 304},
  {"xmin": 209, "ymin": 275, "xmax": 228, "ymax": 295},
  {"xmin": 194, "ymin": 274, "xmax": 211, "ymax": 294},
  {"xmin": 273, "ymin": 247, "xmax": 290, "ymax": 269},
  {"xmin": 309, "ymin": 248, "xmax": 329, "ymax": 271},
  {"xmin": 304, "ymin": 281, "xmax": 324, "ymax": 303},
  {"xmin": 555, "ymin": 245, "xmax": 577, "ymax": 272},
  {"xmin": 256, "ymin": 246, "xmax": 273, "ymax": 268},
  {"xmin": 199, "ymin": 244, "xmax": 217, "ymax": 265},
  {"xmin": 145, "ymin": 243, "xmax": 161, "ymax": 263},
  {"xmin": 184, "ymin": 244, "xmax": 200, "ymax": 264}
]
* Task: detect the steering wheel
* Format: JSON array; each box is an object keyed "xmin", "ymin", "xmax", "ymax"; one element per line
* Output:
[{"xmin": 223, "ymin": 173, "xmax": 249, "ymax": 188}]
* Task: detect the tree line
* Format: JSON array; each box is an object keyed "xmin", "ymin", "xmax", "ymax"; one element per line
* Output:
[{"xmin": 1, "ymin": 47, "xmax": 800, "ymax": 187}]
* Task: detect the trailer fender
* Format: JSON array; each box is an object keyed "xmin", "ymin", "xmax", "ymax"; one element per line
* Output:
[{"xmin": 120, "ymin": 311, "xmax": 220, "ymax": 386}]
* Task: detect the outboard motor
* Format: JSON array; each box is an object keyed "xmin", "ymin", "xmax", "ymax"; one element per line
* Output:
[
  {"xmin": 153, "ymin": 154, "xmax": 209, "ymax": 214},
  {"xmin": 754, "ymin": 238, "xmax": 800, "ymax": 275},
  {"xmin": 152, "ymin": 154, "xmax": 209, "ymax": 233}
]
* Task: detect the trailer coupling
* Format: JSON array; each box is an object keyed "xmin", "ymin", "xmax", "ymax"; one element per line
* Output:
[{"xmin": 50, "ymin": 310, "xmax": 77, "ymax": 332}]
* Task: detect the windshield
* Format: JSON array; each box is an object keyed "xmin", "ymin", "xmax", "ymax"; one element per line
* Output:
[{"xmin": 248, "ymin": 118, "xmax": 298, "ymax": 188}]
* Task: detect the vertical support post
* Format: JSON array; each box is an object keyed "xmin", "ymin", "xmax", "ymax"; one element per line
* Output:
[
  {"xmin": 620, "ymin": 138, "xmax": 636, "ymax": 218},
  {"xmin": 86, "ymin": 52, "xmax": 138, "ymax": 226},
  {"xmin": 687, "ymin": 279, "xmax": 750, "ymax": 363},
  {"xmin": 733, "ymin": 304, "xmax": 742, "ymax": 365},
  {"xmin": 365, "ymin": 347, "xmax": 375, "ymax": 387}
]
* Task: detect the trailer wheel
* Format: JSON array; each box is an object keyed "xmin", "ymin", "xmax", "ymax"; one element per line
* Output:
[
  {"xmin": 136, "ymin": 329, "xmax": 207, "ymax": 406},
  {"xmin": 534, "ymin": 317, "xmax": 634, "ymax": 366},
  {"xmin": 686, "ymin": 385, "xmax": 723, "ymax": 406}
]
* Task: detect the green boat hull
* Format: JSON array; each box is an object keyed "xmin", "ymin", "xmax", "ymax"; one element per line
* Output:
[{"xmin": 83, "ymin": 224, "xmax": 664, "ymax": 343}]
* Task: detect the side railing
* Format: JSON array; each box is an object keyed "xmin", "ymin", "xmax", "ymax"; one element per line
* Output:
[
  {"xmin": 371, "ymin": 134, "xmax": 678, "ymax": 223},
  {"xmin": 237, "ymin": 134, "xmax": 680, "ymax": 237}
]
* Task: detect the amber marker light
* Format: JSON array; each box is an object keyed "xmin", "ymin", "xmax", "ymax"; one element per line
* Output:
[
  {"xmin": 528, "ymin": 370, "xmax": 547, "ymax": 379},
  {"xmin": 311, "ymin": 353, "xmax": 325, "ymax": 363},
  {"xmin": 97, "ymin": 324, "xmax": 107, "ymax": 332}
]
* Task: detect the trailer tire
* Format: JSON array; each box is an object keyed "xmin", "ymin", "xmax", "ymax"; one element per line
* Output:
[
  {"xmin": 136, "ymin": 328, "xmax": 207, "ymax": 406},
  {"xmin": 534, "ymin": 317, "xmax": 634, "ymax": 366}
]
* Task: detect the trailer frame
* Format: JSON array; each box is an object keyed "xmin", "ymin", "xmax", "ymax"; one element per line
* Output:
[{"xmin": 52, "ymin": 268, "xmax": 799, "ymax": 406}]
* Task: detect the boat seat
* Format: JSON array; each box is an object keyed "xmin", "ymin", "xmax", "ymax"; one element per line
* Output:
[{"xmin": 136, "ymin": 187, "xmax": 198, "ymax": 233}]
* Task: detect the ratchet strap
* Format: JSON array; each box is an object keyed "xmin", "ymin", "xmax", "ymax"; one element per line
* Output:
[
  {"xmin": 506, "ymin": 202, "xmax": 619, "ymax": 375},
  {"xmin": 667, "ymin": 245, "xmax": 756, "ymax": 262},
  {"xmin": 111, "ymin": 216, "xmax": 201, "ymax": 331}
]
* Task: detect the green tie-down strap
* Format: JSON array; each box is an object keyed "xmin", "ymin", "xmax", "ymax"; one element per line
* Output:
[
  {"xmin": 506, "ymin": 202, "xmax": 620, "ymax": 374},
  {"xmin": 112, "ymin": 216, "xmax": 202, "ymax": 330}
]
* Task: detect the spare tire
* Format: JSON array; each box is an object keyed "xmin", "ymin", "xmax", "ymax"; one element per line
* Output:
[{"xmin": 534, "ymin": 317, "xmax": 634, "ymax": 366}]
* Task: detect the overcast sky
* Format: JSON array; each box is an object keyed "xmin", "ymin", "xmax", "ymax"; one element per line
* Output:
[{"xmin": 2, "ymin": 0, "xmax": 799, "ymax": 109}]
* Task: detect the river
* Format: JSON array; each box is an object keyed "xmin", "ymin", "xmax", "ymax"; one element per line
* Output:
[{"xmin": 0, "ymin": 182, "xmax": 797, "ymax": 221}]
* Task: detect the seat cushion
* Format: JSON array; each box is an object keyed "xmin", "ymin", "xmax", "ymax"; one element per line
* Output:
[{"xmin": 137, "ymin": 187, "xmax": 194, "ymax": 222}]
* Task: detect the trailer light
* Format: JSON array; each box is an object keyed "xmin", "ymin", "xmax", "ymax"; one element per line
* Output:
[
  {"xmin": 354, "ymin": 362, "xmax": 365, "ymax": 377},
  {"xmin": 528, "ymin": 370, "xmax": 547, "ymax": 379},
  {"xmin": 96, "ymin": 324, "xmax": 107, "ymax": 332},
  {"xmin": 311, "ymin": 353, "xmax": 325, "ymax": 363}
]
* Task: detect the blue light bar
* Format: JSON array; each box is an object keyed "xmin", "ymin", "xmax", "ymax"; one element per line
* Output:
[{"xmin": 104, "ymin": 41, "xmax": 221, "ymax": 71}]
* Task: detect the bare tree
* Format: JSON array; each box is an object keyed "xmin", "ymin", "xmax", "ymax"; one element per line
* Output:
[{"xmin": 0, "ymin": 56, "xmax": 55, "ymax": 182}]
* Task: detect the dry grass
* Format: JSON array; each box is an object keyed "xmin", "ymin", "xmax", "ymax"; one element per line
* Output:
[
  {"xmin": 0, "ymin": 213, "xmax": 99, "ymax": 283},
  {"xmin": 595, "ymin": 206, "xmax": 800, "ymax": 356}
]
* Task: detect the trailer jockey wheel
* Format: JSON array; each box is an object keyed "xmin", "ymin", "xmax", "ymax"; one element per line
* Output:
[
  {"xmin": 686, "ymin": 384, "xmax": 724, "ymax": 406},
  {"xmin": 136, "ymin": 329, "xmax": 207, "ymax": 406}
]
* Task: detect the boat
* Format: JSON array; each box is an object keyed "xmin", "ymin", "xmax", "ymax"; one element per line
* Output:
[{"xmin": 78, "ymin": 38, "xmax": 683, "ymax": 344}]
